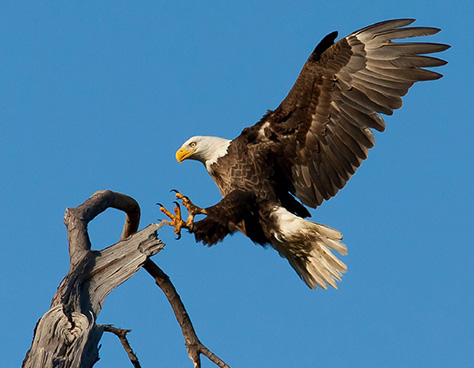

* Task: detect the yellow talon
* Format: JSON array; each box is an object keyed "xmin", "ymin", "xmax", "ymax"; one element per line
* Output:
[
  {"xmin": 158, "ymin": 201, "xmax": 186, "ymax": 239},
  {"xmin": 159, "ymin": 190, "xmax": 207, "ymax": 239}
]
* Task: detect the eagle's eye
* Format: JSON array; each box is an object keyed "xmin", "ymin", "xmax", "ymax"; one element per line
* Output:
[{"xmin": 190, "ymin": 142, "xmax": 197, "ymax": 148}]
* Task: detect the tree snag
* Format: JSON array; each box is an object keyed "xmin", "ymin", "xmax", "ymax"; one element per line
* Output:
[{"xmin": 22, "ymin": 190, "xmax": 230, "ymax": 368}]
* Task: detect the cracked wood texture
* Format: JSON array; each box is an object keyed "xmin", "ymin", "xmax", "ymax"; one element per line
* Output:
[{"xmin": 22, "ymin": 190, "xmax": 165, "ymax": 368}]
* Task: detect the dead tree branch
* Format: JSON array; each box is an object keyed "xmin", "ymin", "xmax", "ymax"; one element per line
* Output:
[
  {"xmin": 23, "ymin": 189, "xmax": 230, "ymax": 368},
  {"xmin": 22, "ymin": 190, "xmax": 164, "ymax": 368},
  {"xmin": 143, "ymin": 259, "xmax": 230, "ymax": 368},
  {"xmin": 101, "ymin": 325, "xmax": 141, "ymax": 368}
]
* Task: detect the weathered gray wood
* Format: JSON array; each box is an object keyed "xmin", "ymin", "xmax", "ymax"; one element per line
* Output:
[
  {"xmin": 22, "ymin": 191, "xmax": 165, "ymax": 368},
  {"xmin": 23, "ymin": 190, "xmax": 230, "ymax": 368},
  {"xmin": 64, "ymin": 190, "xmax": 142, "ymax": 266}
]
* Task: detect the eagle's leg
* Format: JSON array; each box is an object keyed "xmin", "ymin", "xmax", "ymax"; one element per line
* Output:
[
  {"xmin": 172, "ymin": 190, "xmax": 207, "ymax": 228},
  {"xmin": 158, "ymin": 201, "xmax": 187, "ymax": 239}
]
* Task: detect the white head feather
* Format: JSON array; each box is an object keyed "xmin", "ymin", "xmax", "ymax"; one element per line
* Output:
[{"xmin": 176, "ymin": 136, "xmax": 231, "ymax": 171}]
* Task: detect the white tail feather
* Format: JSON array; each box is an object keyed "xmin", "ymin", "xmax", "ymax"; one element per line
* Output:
[{"xmin": 270, "ymin": 207, "xmax": 347, "ymax": 289}]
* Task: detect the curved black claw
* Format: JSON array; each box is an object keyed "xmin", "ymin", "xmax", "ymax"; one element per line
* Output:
[
  {"xmin": 173, "ymin": 201, "xmax": 180, "ymax": 207},
  {"xmin": 175, "ymin": 233, "xmax": 181, "ymax": 240},
  {"xmin": 170, "ymin": 189, "xmax": 179, "ymax": 193},
  {"xmin": 156, "ymin": 202, "xmax": 164, "ymax": 207}
]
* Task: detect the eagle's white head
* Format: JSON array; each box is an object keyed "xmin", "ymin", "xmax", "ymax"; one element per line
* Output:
[{"xmin": 176, "ymin": 136, "xmax": 231, "ymax": 171}]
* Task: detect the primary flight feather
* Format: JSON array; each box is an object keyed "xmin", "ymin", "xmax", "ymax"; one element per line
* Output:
[{"xmin": 164, "ymin": 19, "xmax": 449, "ymax": 289}]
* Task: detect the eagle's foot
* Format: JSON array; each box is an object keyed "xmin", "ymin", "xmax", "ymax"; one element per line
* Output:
[
  {"xmin": 171, "ymin": 189, "xmax": 207, "ymax": 228},
  {"xmin": 158, "ymin": 201, "xmax": 187, "ymax": 239}
]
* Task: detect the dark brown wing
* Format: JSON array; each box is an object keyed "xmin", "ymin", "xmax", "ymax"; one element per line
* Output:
[{"xmin": 259, "ymin": 18, "xmax": 449, "ymax": 208}]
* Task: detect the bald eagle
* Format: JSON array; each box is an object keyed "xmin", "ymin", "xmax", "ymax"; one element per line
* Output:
[{"xmin": 162, "ymin": 19, "xmax": 449, "ymax": 289}]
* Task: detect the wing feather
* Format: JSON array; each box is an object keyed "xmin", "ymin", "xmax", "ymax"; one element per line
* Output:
[
  {"xmin": 258, "ymin": 19, "xmax": 449, "ymax": 207},
  {"xmin": 374, "ymin": 26, "xmax": 441, "ymax": 41}
]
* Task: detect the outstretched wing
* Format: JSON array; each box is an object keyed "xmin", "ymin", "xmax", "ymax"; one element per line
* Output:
[{"xmin": 257, "ymin": 19, "xmax": 449, "ymax": 208}]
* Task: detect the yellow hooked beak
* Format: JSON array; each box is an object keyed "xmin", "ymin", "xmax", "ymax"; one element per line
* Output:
[{"xmin": 176, "ymin": 147, "xmax": 196, "ymax": 163}]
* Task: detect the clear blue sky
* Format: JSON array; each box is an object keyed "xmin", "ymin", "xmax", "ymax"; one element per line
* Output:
[{"xmin": 1, "ymin": 1, "xmax": 472, "ymax": 367}]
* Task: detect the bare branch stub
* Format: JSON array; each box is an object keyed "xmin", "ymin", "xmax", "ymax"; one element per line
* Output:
[{"xmin": 101, "ymin": 325, "xmax": 141, "ymax": 368}]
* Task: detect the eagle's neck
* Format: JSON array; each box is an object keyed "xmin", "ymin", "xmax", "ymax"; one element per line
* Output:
[{"xmin": 197, "ymin": 136, "xmax": 231, "ymax": 172}]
